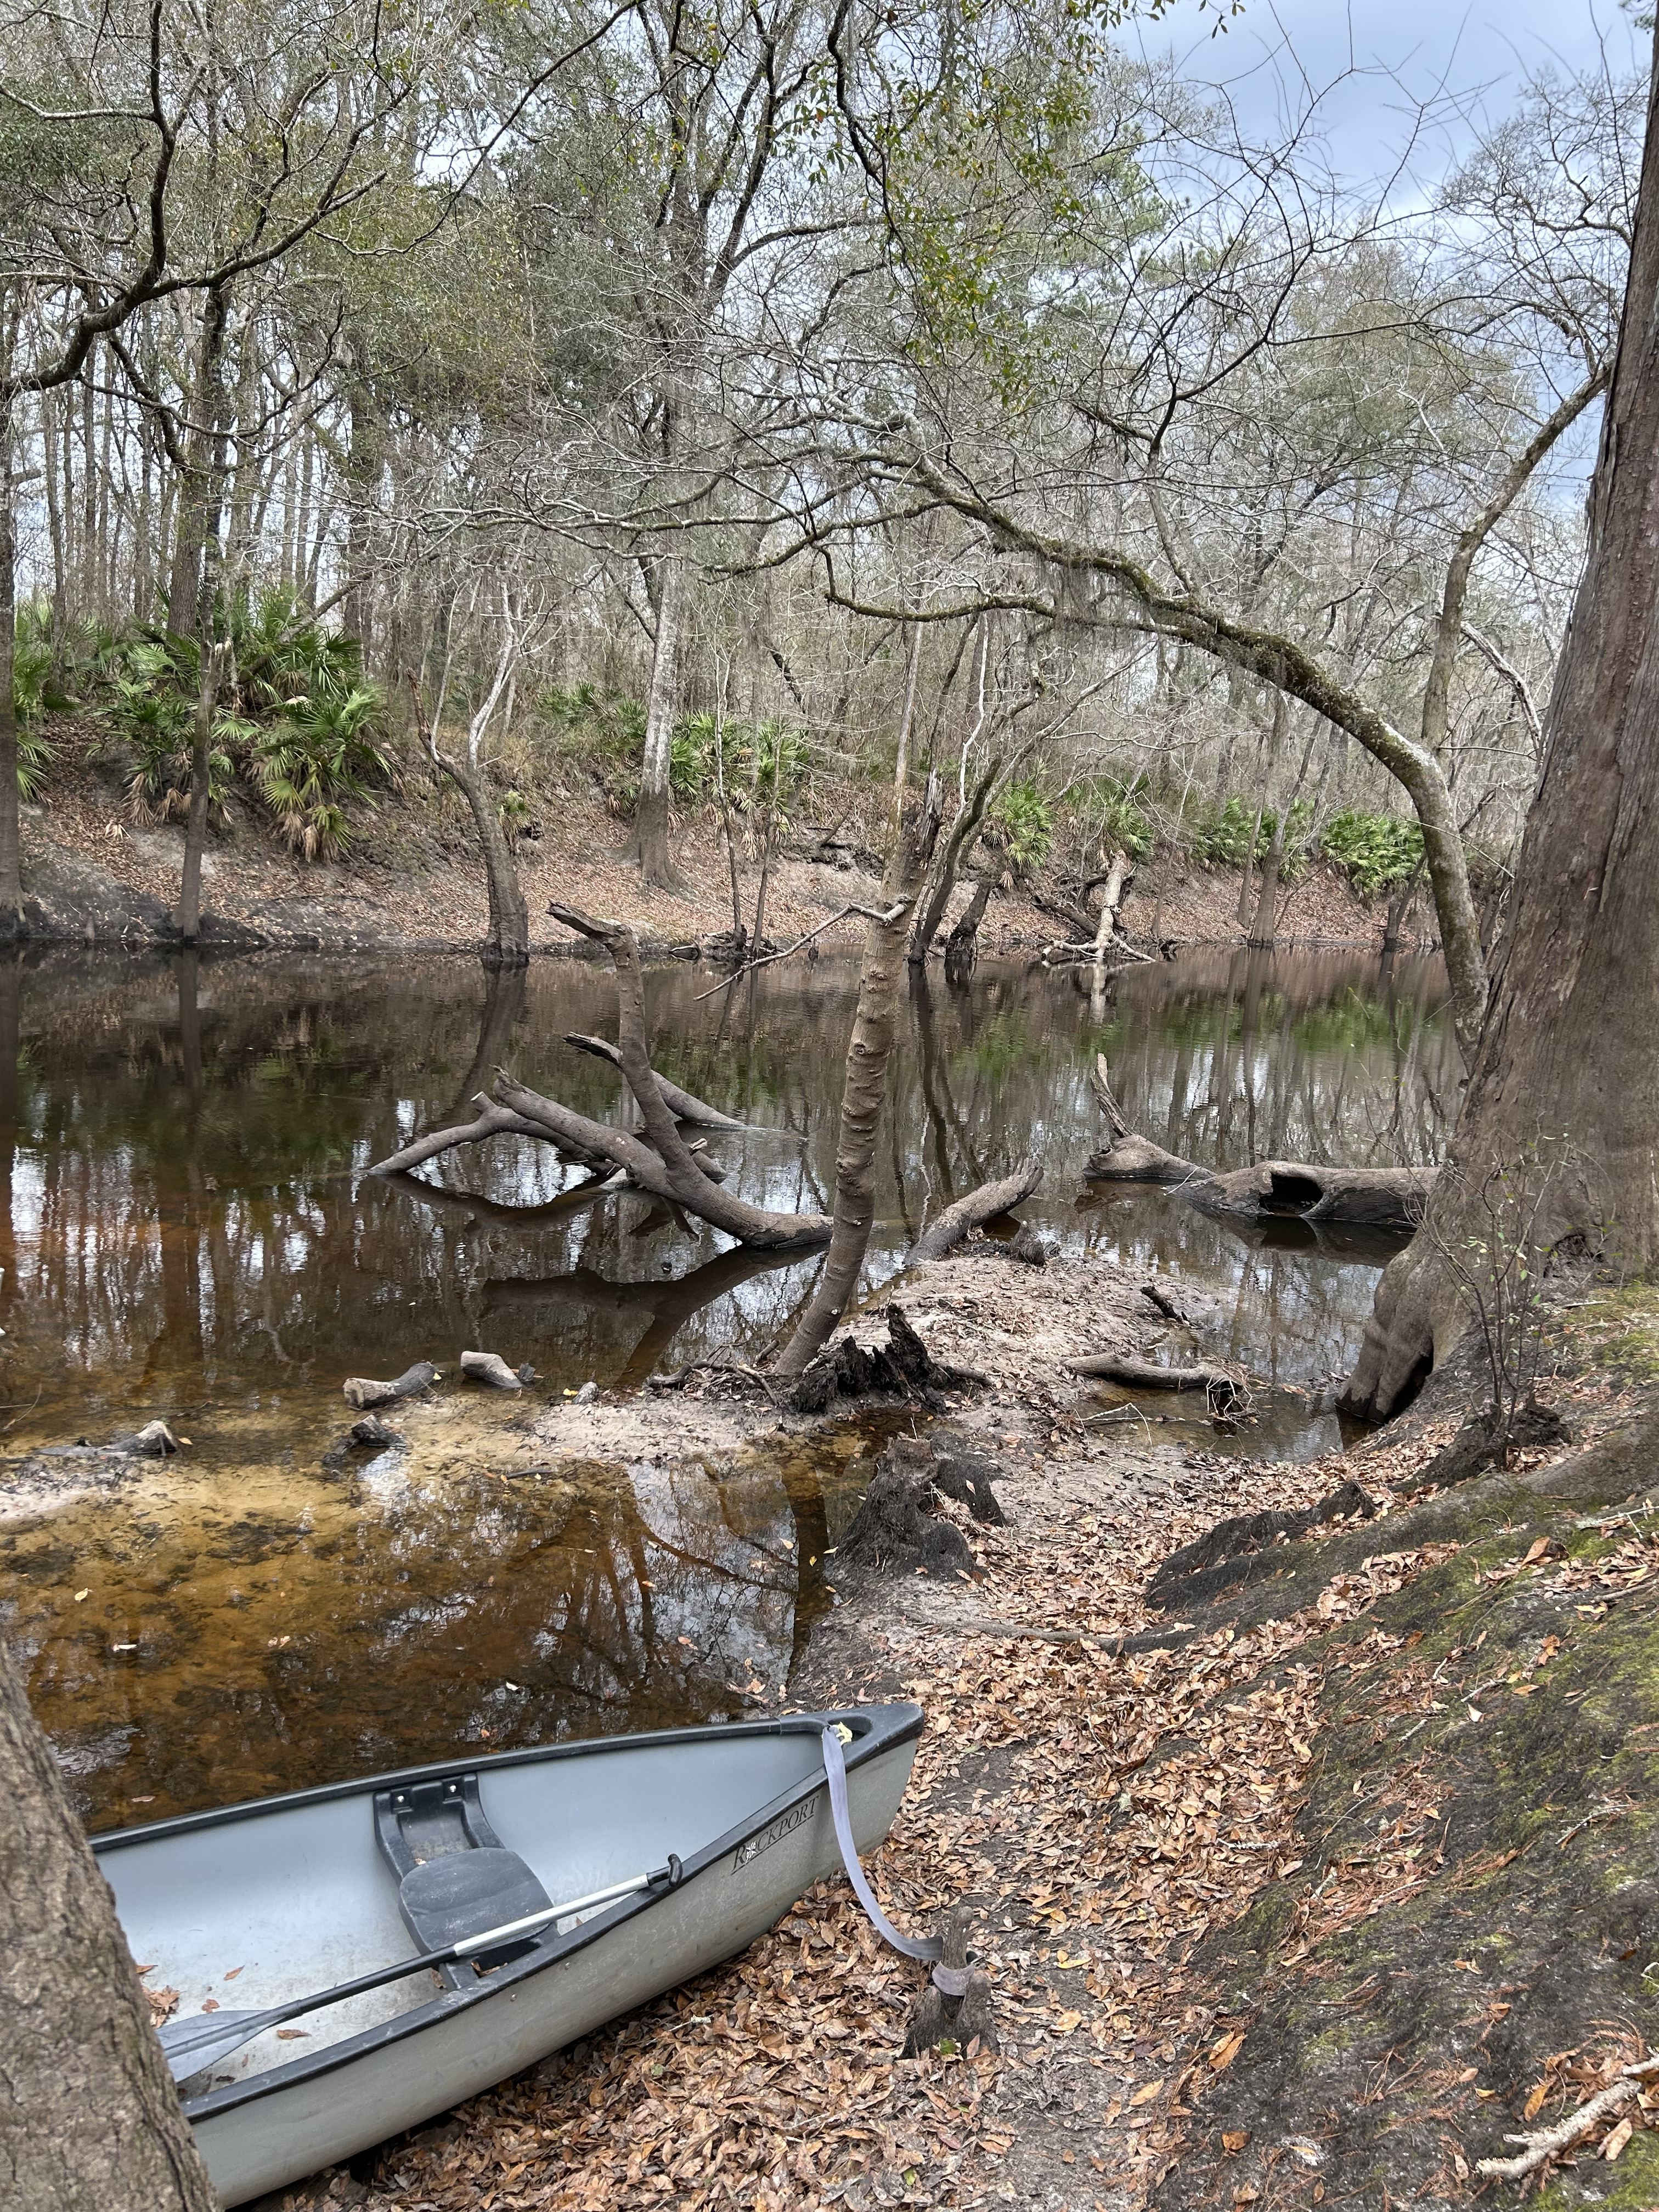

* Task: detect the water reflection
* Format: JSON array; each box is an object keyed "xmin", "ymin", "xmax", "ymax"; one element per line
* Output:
[{"xmin": 0, "ymin": 940, "xmax": 1455, "ymax": 1825}]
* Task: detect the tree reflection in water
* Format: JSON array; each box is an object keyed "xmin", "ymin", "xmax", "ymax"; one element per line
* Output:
[{"xmin": 0, "ymin": 944, "xmax": 1454, "ymax": 1825}]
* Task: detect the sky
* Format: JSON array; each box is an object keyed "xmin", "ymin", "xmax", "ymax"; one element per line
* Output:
[{"xmin": 1141, "ymin": 0, "xmax": 1647, "ymax": 194}]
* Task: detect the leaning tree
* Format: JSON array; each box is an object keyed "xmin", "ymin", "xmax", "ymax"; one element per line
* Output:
[
  {"xmin": 1341, "ymin": 42, "xmax": 1659, "ymax": 1421},
  {"xmin": 0, "ymin": 1639, "xmax": 216, "ymax": 2208}
]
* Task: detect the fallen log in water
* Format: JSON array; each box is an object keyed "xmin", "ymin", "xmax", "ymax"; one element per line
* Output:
[
  {"xmin": 1067, "ymin": 1352, "xmax": 1242, "ymax": 1397},
  {"xmin": 905, "ymin": 1158, "xmax": 1042, "ymax": 1264},
  {"xmin": 539, "ymin": 904, "xmax": 834, "ymax": 1251},
  {"xmin": 1193, "ymin": 1159, "xmax": 1435, "ymax": 1235},
  {"xmin": 1085, "ymin": 1056, "xmax": 1435, "ymax": 1233},
  {"xmin": 343, "ymin": 1362, "xmax": 438, "ymax": 1409},
  {"xmin": 365, "ymin": 1097, "xmax": 612, "ymax": 1180},
  {"xmin": 562, "ymin": 1032, "xmax": 754, "ymax": 1131},
  {"xmin": 460, "ymin": 1350, "xmax": 532, "ymax": 1390}
]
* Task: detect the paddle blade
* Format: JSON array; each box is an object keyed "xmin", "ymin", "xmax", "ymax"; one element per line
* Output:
[{"xmin": 157, "ymin": 2006, "xmax": 279, "ymax": 2080}]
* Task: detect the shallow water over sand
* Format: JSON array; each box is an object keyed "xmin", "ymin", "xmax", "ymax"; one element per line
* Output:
[{"xmin": 0, "ymin": 944, "xmax": 1454, "ymax": 1825}]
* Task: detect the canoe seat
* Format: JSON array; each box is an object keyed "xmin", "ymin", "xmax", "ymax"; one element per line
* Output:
[{"xmin": 373, "ymin": 1772, "xmax": 552, "ymax": 1985}]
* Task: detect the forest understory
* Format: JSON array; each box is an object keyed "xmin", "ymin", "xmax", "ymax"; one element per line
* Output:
[
  {"xmin": 242, "ymin": 1251, "xmax": 1659, "ymax": 2212},
  {"xmin": 18, "ymin": 724, "xmax": 1404, "ymax": 960}
]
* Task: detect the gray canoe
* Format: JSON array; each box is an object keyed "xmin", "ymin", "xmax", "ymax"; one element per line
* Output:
[{"xmin": 96, "ymin": 1703, "xmax": 924, "ymax": 2206}]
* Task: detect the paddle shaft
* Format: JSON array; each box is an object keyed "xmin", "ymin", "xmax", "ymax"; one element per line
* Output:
[{"xmin": 158, "ymin": 1864, "xmax": 670, "ymax": 2080}]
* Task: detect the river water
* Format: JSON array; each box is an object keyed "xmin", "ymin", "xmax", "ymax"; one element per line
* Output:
[{"xmin": 0, "ymin": 944, "xmax": 1455, "ymax": 1828}]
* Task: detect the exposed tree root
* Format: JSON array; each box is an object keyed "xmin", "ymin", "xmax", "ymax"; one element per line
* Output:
[
  {"xmin": 786, "ymin": 1305, "xmax": 988, "ymax": 1415},
  {"xmin": 1146, "ymin": 1479, "xmax": 1380, "ymax": 1611}
]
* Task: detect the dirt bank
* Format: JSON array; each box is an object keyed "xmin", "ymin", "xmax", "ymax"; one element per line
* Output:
[{"xmin": 22, "ymin": 727, "xmax": 1397, "ymax": 956}]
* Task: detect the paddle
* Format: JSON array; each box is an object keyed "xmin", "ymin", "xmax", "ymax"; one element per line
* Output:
[{"xmin": 156, "ymin": 1859, "xmax": 680, "ymax": 2083}]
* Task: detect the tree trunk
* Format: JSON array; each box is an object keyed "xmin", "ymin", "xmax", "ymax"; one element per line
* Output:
[
  {"xmin": 1248, "ymin": 814, "xmax": 1285, "ymax": 948},
  {"xmin": 909, "ymin": 748, "xmax": 1005, "ymax": 964},
  {"xmin": 0, "ymin": 1638, "xmax": 217, "ymax": 2209},
  {"xmin": 340, "ymin": 352, "xmax": 386, "ymax": 665},
  {"xmin": 165, "ymin": 288, "xmax": 228, "ymax": 642},
  {"xmin": 774, "ymin": 777, "xmax": 944, "ymax": 1378},
  {"xmin": 0, "ymin": 381, "xmax": 19, "ymax": 935},
  {"xmin": 1342, "ymin": 49, "xmax": 1659, "ymax": 1423},
  {"xmin": 634, "ymin": 552, "xmax": 686, "ymax": 891},
  {"xmin": 173, "ymin": 644, "xmax": 225, "ymax": 943},
  {"xmin": 173, "ymin": 285, "xmax": 232, "ymax": 938},
  {"xmin": 944, "ymin": 868, "xmax": 998, "ymax": 977},
  {"xmin": 411, "ymin": 682, "xmax": 529, "ymax": 966}
]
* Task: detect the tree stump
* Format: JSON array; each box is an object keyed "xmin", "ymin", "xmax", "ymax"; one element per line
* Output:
[{"xmin": 903, "ymin": 1905, "xmax": 1000, "ymax": 2057}]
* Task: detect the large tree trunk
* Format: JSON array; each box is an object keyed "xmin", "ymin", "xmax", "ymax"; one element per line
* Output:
[
  {"xmin": 633, "ymin": 551, "xmax": 686, "ymax": 892},
  {"xmin": 0, "ymin": 381, "xmax": 19, "ymax": 935},
  {"xmin": 773, "ymin": 777, "xmax": 944, "ymax": 1378},
  {"xmin": 1343, "ymin": 50, "xmax": 1659, "ymax": 1423},
  {"xmin": 0, "ymin": 1639, "xmax": 217, "ymax": 2209}
]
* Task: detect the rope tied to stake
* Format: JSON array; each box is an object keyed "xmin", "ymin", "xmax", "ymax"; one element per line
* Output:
[{"xmin": 820, "ymin": 1725, "xmax": 970, "ymax": 1995}]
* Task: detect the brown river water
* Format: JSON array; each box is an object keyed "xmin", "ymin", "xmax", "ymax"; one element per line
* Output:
[{"xmin": 0, "ymin": 944, "xmax": 1456, "ymax": 1829}]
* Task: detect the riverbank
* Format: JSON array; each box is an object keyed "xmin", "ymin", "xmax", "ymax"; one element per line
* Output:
[
  {"xmin": 21, "ymin": 729, "xmax": 1400, "ymax": 956},
  {"xmin": 245, "ymin": 1252, "xmax": 1659, "ymax": 2212}
]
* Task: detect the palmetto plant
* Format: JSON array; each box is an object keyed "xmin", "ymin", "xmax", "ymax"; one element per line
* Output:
[
  {"xmin": 111, "ymin": 639, "xmax": 247, "ymax": 825},
  {"xmin": 10, "ymin": 605, "xmax": 55, "ymax": 799},
  {"xmin": 253, "ymin": 680, "xmax": 390, "ymax": 860},
  {"xmin": 228, "ymin": 586, "xmax": 364, "ymax": 713}
]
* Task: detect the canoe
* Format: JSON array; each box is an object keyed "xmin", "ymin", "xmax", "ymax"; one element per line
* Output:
[{"xmin": 97, "ymin": 1703, "xmax": 926, "ymax": 2207}]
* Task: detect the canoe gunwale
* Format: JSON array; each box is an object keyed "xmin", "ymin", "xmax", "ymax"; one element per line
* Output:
[{"xmin": 97, "ymin": 1703, "xmax": 923, "ymax": 2124}]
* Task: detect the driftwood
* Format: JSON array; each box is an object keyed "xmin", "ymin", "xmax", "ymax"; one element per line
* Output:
[
  {"xmin": 561, "ymin": 1032, "xmax": 752, "ymax": 1131},
  {"xmin": 33, "ymin": 1420, "xmax": 179, "ymax": 1463},
  {"xmin": 1068, "ymin": 1353, "xmax": 1237, "ymax": 1394},
  {"xmin": 343, "ymin": 1361, "xmax": 438, "ymax": 1409},
  {"xmin": 366, "ymin": 1097, "xmax": 612, "ymax": 1180},
  {"xmin": 375, "ymin": 1167, "xmax": 635, "ymax": 1229},
  {"xmin": 535, "ymin": 906, "xmax": 834, "ymax": 1251},
  {"xmin": 1085, "ymin": 1130, "xmax": 1200, "ymax": 1184},
  {"xmin": 906, "ymin": 1158, "xmax": 1042, "ymax": 1264},
  {"xmin": 1085, "ymin": 1057, "xmax": 1435, "ymax": 1234},
  {"xmin": 460, "ymin": 1350, "xmax": 532, "ymax": 1390}
]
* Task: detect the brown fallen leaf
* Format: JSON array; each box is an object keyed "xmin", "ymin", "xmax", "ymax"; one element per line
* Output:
[
  {"xmin": 1523, "ymin": 2080, "xmax": 1549, "ymax": 2120},
  {"xmin": 145, "ymin": 1986, "xmax": 179, "ymax": 2027},
  {"xmin": 224, "ymin": 1967, "xmax": 242, "ymax": 1980},
  {"xmin": 1129, "ymin": 2079, "xmax": 1164, "ymax": 2106},
  {"xmin": 1602, "ymin": 2115, "xmax": 1634, "ymax": 2161},
  {"xmin": 1222, "ymin": 2130, "xmax": 1252, "ymax": 2154},
  {"xmin": 201, "ymin": 1998, "xmax": 219, "ymax": 2014},
  {"xmin": 275, "ymin": 2028, "xmax": 308, "ymax": 2041},
  {"xmin": 1210, "ymin": 2028, "xmax": 1246, "ymax": 2070}
]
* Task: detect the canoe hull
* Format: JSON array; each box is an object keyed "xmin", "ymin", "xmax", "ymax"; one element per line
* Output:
[{"xmin": 95, "ymin": 1709, "xmax": 923, "ymax": 2206}]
